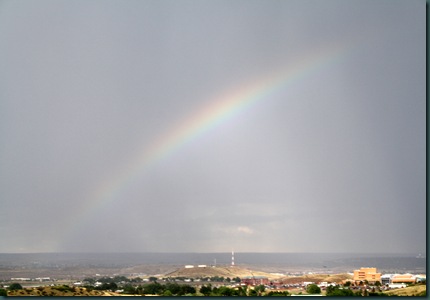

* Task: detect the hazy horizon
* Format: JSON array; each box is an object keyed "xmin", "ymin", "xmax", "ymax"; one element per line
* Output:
[
  {"xmin": 0, "ymin": 252, "xmax": 425, "ymax": 275},
  {"xmin": 0, "ymin": 251, "xmax": 425, "ymax": 255}
]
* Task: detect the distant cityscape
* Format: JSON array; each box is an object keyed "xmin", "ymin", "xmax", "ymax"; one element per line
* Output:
[{"xmin": 0, "ymin": 252, "xmax": 426, "ymax": 296}]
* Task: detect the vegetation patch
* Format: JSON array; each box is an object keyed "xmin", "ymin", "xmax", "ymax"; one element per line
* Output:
[{"xmin": 383, "ymin": 284, "xmax": 426, "ymax": 297}]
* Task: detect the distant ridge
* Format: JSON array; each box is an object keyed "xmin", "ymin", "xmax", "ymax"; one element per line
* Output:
[{"xmin": 165, "ymin": 266, "xmax": 281, "ymax": 279}]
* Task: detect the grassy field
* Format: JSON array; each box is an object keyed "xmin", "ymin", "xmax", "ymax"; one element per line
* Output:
[
  {"xmin": 280, "ymin": 273, "xmax": 353, "ymax": 284},
  {"xmin": 382, "ymin": 284, "xmax": 426, "ymax": 296},
  {"xmin": 7, "ymin": 286, "xmax": 121, "ymax": 296},
  {"xmin": 165, "ymin": 265, "xmax": 284, "ymax": 279}
]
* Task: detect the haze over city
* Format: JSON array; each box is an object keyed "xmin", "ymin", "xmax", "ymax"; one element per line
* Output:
[{"xmin": 0, "ymin": 0, "xmax": 425, "ymax": 254}]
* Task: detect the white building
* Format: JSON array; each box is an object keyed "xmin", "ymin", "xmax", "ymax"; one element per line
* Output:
[{"xmin": 381, "ymin": 274, "xmax": 393, "ymax": 285}]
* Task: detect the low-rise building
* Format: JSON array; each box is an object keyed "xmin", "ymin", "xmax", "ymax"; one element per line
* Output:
[
  {"xmin": 241, "ymin": 276, "xmax": 269, "ymax": 286},
  {"xmin": 391, "ymin": 274, "xmax": 416, "ymax": 284},
  {"xmin": 302, "ymin": 282, "xmax": 315, "ymax": 287},
  {"xmin": 317, "ymin": 282, "xmax": 336, "ymax": 288},
  {"xmin": 388, "ymin": 283, "xmax": 407, "ymax": 289},
  {"xmin": 381, "ymin": 274, "xmax": 393, "ymax": 285},
  {"xmin": 35, "ymin": 277, "xmax": 51, "ymax": 282},
  {"xmin": 353, "ymin": 267, "xmax": 381, "ymax": 284}
]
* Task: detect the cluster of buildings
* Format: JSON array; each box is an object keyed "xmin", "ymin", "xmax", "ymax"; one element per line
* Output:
[
  {"xmin": 352, "ymin": 267, "xmax": 426, "ymax": 288},
  {"xmin": 10, "ymin": 277, "xmax": 51, "ymax": 282},
  {"xmin": 381, "ymin": 273, "xmax": 426, "ymax": 285},
  {"xmin": 238, "ymin": 267, "xmax": 426, "ymax": 290},
  {"xmin": 241, "ymin": 276, "xmax": 269, "ymax": 286}
]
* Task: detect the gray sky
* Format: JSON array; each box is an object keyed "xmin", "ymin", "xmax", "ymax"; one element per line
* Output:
[{"xmin": 0, "ymin": 0, "xmax": 425, "ymax": 253}]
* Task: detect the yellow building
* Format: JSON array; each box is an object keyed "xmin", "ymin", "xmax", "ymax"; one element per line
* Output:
[
  {"xmin": 391, "ymin": 274, "xmax": 416, "ymax": 283},
  {"xmin": 353, "ymin": 267, "xmax": 381, "ymax": 284}
]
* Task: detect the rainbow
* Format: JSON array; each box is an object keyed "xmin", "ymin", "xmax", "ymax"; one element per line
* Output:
[{"xmin": 59, "ymin": 43, "xmax": 350, "ymax": 249}]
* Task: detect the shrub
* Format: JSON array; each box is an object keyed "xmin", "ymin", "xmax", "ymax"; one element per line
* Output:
[
  {"xmin": 199, "ymin": 284, "xmax": 212, "ymax": 296},
  {"xmin": 306, "ymin": 284, "xmax": 321, "ymax": 294},
  {"xmin": 165, "ymin": 283, "xmax": 181, "ymax": 295},
  {"xmin": 8, "ymin": 283, "xmax": 23, "ymax": 290},
  {"xmin": 53, "ymin": 285, "xmax": 74, "ymax": 292},
  {"xmin": 266, "ymin": 291, "xmax": 290, "ymax": 297},
  {"xmin": 216, "ymin": 286, "xmax": 233, "ymax": 296},
  {"xmin": 326, "ymin": 286, "xmax": 354, "ymax": 296},
  {"xmin": 143, "ymin": 282, "xmax": 164, "ymax": 295},
  {"xmin": 178, "ymin": 284, "xmax": 195, "ymax": 295},
  {"xmin": 267, "ymin": 291, "xmax": 290, "ymax": 296}
]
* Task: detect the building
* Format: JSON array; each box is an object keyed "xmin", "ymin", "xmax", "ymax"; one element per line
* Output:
[
  {"xmin": 388, "ymin": 283, "xmax": 407, "ymax": 289},
  {"xmin": 353, "ymin": 267, "xmax": 381, "ymax": 284},
  {"xmin": 302, "ymin": 282, "xmax": 315, "ymax": 288},
  {"xmin": 391, "ymin": 274, "xmax": 416, "ymax": 284},
  {"xmin": 241, "ymin": 276, "xmax": 269, "ymax": 286},
  {"xmin": 381, "ymin": 274, "xmax": 393, "ymax": 285}
]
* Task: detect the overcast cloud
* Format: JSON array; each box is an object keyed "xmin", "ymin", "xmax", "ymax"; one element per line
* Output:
[{"xmin": 0, "ymin": 0, "xmax": 425, "ymax": 253}]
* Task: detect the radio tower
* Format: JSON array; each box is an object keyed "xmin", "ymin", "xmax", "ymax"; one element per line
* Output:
[{"xmin": 231, "ymin": 250, "xmax": 235, "ymax": 267}]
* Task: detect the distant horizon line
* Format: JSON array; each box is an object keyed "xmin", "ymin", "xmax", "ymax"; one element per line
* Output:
[{"xmin": 0, "ymin": 251, "xmax": 424, "ymax": 255}]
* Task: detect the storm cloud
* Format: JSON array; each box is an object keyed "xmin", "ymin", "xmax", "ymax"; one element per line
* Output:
[{"xmin": 0, "ymin": 0, "xmax": 425, "ymax": 253}]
